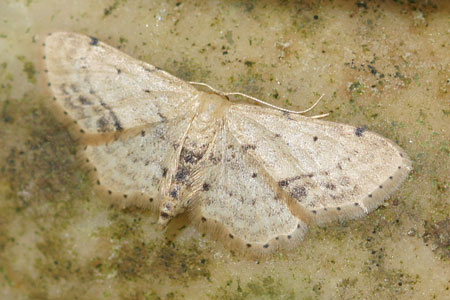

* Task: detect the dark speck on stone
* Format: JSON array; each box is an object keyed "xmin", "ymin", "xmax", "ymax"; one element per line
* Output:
[
  {"xmin": 89, "ymin": 36, "xmax": 99, "ymax": 46},
  {"xmin": 355, "ymin": 126, "xmax": 368, "ymax": 137}
]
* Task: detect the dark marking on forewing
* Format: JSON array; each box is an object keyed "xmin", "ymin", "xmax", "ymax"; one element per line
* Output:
[
  {"xmin": 325, "ymin": 183, "xmax": 336, "ymax": 190},
  {"xmin": 181, "ymin": 147, "xmax": 204, "ymax": 164},
  {"xmin": 278, "ymin": 174, "xmax": 314, "ymax": 187},
  {"xmin": 175, "ymin": 166, "xmax": 189, "ymax": 182},
  {"xmin": 96, "ymin": 116, "xmax": 110, "ymax": 132},
  {"xmin": 89, "ymin": 36, "xmax": 99, "ymax": 46},
  {"xmin": 208, "ymin": 153, "xmax": 221, "ymax": 164},
  {"xmin": 70, "ymin": 84, "xmax": 80, "ymax": 93},
  {"xmin": 169, "ymin": 189, "xmax": 178, "ymax": 198},
  {"xmin": 158, "ymin": 112, "xmax": 167, "ymax": 122},
  {"xmin": 78, "ymin": 96, "xmax": 91, "ymax": 105},
  {"xmin": 60, "ymin": 83, "xmax": 70, "ymax": 95},
  {"xmin": 290, "ymin": 186, "xmax": 308, "ymax": 202},
  {"xmin": 355, "ymin": 126, "xmax": 368, "ymax": 137},
  {"xmin": 99, "ymin": 100, "xmax": 123, "ymax": 131},
  {"xmin": 241, "ymin": 144, "xmax": 257, "ymax": 152}
]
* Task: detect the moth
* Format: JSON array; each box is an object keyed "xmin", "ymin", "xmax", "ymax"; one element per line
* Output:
[{"xmin": 43, "ymin": 32, "xmax": 411, "ymax": 255}]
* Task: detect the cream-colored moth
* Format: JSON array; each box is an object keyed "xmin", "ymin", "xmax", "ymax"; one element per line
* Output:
[{"xmin": 43, "ymin": 32, "xmax": 411, "ymax": 255}]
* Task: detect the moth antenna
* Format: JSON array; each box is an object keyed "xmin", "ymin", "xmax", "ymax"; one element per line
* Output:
[
  {"xmin": 309, "ymin": 112, "xmax": 330, "ymax": 119},
  {"xmin": 189, "ymin": 81, "xmax": 325, "ymax": 115}
]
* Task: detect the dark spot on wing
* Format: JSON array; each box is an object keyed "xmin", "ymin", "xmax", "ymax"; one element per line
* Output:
[
  {"xmin": 229, "ymin": 234, "xmax": 234, "ymax": 239},
  {"xmin": 246, "ymin": 243, "xmax": 252, "ymax": 248},
  {"xmin": 89, "ymin": 36, "xmax": 99, "ymax": 46},
  {"xmin": 160, "ymin": 212, "xmax": 169, "ymax": 219},
  {"xmin": 202, "ymin": 183, "xmax": 210, "ymax": 191},
  {"xmin": 251, "ymin": 173, "xmax": 257, "ymax": 178},
  {"xmin": 355, "ymin": 126, "xmax": 368, "ymax": 137},
  {"xmin": 162, "ymin": 167, "xmax": 168, "ymax": 177},
  {"xmin": 325, "ymin": 183, "xmax": 336, "ymax": 190},
  {"xmin": 290, "ymin": 186, "xmax": 307, "ymax": 201},
  {"xmin": 278, "ymin": 174, "xmax": 314, "ymax": 188},
  {"xmin": 144, "ymin": 89, "xmax": 151, "ymax": 93},
  {"xmin": 208, "ymin": 153, "xmax": 221, "ymax": 164},
  {"xmin": 158, "ymin": 112, "xmax": 167, "ymax": 121},
  {"xmin": 141, "ymin": 130, "xmax": 146, "ymax": 137},
  {"xmin": 263, "ymin": 244, "xmax": 269, "ymax": 248},
  {"xmin": 116, "ymin": 68, "xmax": 122, "ymax": 74},
  {"xmin": 96, "ymin": 116, "xmax": 109, "ymax": 132},
  {"xmin": 278, "ymin": 180, "xmax": 289, "ymax": 187},
  {"xmin": 169, "ymin": 189, "xmax": 178, "ymax": 199},
  {"xmin": 241, "ymin": 144, "xmax": 257, "ymax": 152},
  {"xmin": 99, "ymin": 100, "xmax": 123, "ymax": 131},
  {"xmin": 78, "ymin": 96, "xmax": 91, "ymax": 105},
  {"xmin": 175, "ymin": 167, "xmax": 189, "ymax": 182},
  {"xmin": 60, "ymin": 83, "xmax": 69, "ymax": 95},
  {"xmin": 70, "ymin": 84, "xmax": 80, "ymax": 93},
  {"xmin": 181, "ymin": 148, "xmax": 204, "ymax": 164},
  {"xmin": 201, "ymin": 217, "xmax": 207, "ymax": 222},
  {"xmin": 313, "ymin": 136, "xmax": 318, "ymax": 142}
]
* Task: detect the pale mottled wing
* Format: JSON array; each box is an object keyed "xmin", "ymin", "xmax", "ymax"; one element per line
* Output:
[
  {"xmin": 44, "ymin": 32, "xmax": 200, "ymax": 137},
  {"xmin": 225, "ymin": 105, "xmax": 412, "ymax": 224},
  {"xmin": 194, "ymin": 121, "xmax": 307, "ymax": 253},
  {"xmin": 84, "ymin": 114, "xmax": 194, "ymax": 207}
]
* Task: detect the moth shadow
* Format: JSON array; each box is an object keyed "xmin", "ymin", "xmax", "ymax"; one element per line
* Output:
[{"xmin": 164, "ymin": 213, "xmax": 192, "ymax": 242}]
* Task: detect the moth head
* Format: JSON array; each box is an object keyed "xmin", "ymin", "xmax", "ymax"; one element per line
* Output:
[{"xmin": 158, "ymin": 197, "xmax": 184, "ymax": 226}]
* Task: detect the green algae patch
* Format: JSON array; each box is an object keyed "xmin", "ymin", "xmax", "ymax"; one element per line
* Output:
[
  {"xmin": 150, "ymin": 243, "xmax": 211, "ymax": 282},
  {"xmin": 17, "ymin": 56, "xmax": 36, "ymax": 84},
  {"xmin": 212, "ymin": 276, "xmax": 297, "ymax": 300},
  {"xmin": 423, "ymin": 219, "xmax": 450, "ymax": 260}
]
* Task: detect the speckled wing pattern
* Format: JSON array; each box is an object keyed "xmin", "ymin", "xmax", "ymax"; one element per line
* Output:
[
  {"xmin": 44, "ymin": 32, "xmax": 412, "ymax": 255},
  {"xmin": 44, "ymin": 32, "xmax": 200, "ymax": 140},
  {"xmin": 222, "ymin": 105, "xmax": 411, "ymax": 224}
]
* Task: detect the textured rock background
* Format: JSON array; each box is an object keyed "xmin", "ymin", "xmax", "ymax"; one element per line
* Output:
[{"xmin": 0, "ymin": 1, "xmax": 448, "ymax": 299}]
